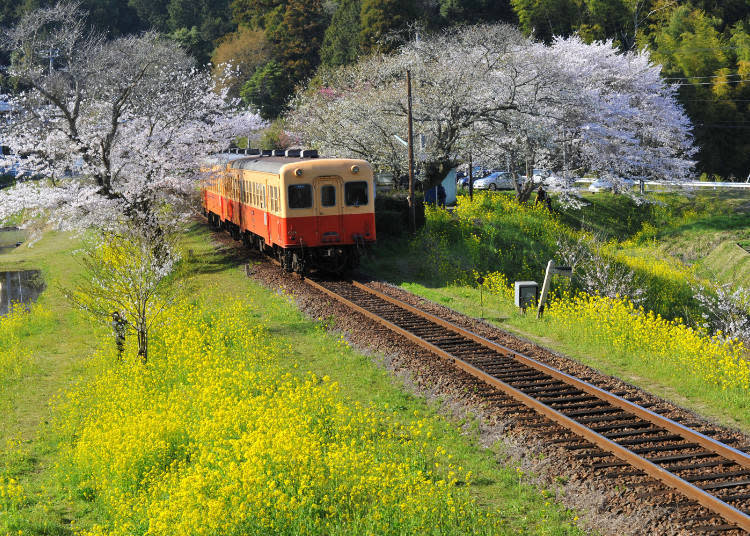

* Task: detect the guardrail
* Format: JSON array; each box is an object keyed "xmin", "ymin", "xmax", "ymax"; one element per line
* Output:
[{"xmin": 573, "ymin": 177, "xmax": 750, "ymax": 189}]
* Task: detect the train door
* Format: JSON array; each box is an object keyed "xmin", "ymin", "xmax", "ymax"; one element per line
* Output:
[
  {"xmin": 315, "ymin": 176, "xmax": 343, "ymax": 243},
  {"xmin": 262, "ymin": 183, "xmax": 270, "ymax": 243},
  {"xmin": 239, "ymin": 177, "xmax": 246, "ymax": 230}
]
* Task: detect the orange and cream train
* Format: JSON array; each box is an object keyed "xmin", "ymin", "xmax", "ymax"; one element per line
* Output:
[{"xmin": 201, "ymin": 150, "xmax": 376, "ymax": 273}]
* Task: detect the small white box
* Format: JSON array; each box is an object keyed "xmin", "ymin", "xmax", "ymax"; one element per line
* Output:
[{"xmin": 514, "ymin": 281, "xmax": 538, "ymax": 308}]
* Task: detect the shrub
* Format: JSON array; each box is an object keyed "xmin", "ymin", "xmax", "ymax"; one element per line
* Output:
[{"xmin": 375, "ymin": 191, "xmax": 425, "ymax": 236}]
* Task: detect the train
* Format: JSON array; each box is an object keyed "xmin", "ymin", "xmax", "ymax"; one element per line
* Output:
[{"xmin": 201, "ymin": 149, "xmax": 376, "ymax": 274}]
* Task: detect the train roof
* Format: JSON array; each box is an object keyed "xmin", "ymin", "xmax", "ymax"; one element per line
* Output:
[
  {"xmin": 202, "ymin": 153, "xmax": 253, "ymax": 166},
  {"xmin": 230, "ymin": 156, "xmax": 314, "ymax": 174}
]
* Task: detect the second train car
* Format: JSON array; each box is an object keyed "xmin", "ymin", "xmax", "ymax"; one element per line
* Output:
[{"xmin": 202, "ymin": 151, "xmax": 376, "ymax": 273}]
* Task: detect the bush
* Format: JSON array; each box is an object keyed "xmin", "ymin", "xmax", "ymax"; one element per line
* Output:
[{"xmin": 375, "ymin": 191, "xmax": 425, "ymax": 236}]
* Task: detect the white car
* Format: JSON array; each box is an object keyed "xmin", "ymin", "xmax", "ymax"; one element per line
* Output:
[{"xmin": 473, "ymin": 171, "xmax": 514, "ymax": 191}]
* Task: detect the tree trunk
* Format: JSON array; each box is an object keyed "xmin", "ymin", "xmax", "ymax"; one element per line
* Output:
[
  {"xmin": 137, "ymin": 321, "xmax": 148, "ymax": 364},
  {"xmin": 515, "ymin": 155, "xmax": 536, "ymax": 203}
]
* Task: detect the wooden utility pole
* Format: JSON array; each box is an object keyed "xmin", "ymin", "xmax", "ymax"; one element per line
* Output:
[
  {"xmin": 407, "ymin": 69, "xmax": 416, "ymax": 234},
  {"xmin": 468, "ymin": 151, "xmax": 473, "ymax": 201}
]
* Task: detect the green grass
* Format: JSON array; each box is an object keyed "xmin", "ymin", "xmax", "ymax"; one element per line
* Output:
[
  {"xmin": 587, "ymin": 190, "xmax": 750, "ymax": 282},
  {"xmin": 557, "ymin": 190, "xmax": 750, "ymax": 244},
  {"xmin": 0, "ymin": 225, "xmax": 586, "ymax": 535},
  {"xmin": 698, "ymin": 240, "xmax": 750, "ymax": 283},
  {"xmin": 0, "ymin": 232, "xmax": 105, "ymax": 533},
  {"xmin": 0, "ymin": 229, "xmax": 25, "ymax": 249}
]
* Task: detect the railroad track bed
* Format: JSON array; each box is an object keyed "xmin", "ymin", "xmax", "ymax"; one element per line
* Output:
[{"xmin": 226, "ymin": 235, "xmax": 750, "ymax": 536}]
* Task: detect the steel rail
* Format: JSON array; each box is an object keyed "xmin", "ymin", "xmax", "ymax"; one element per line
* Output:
[
  {"xmin": 351, "ymin": 281, "xmax": 750, "ymax": 471},
  {"xmin": 302, "ymin": 277, "xmax": 750, "ymax": 532}
]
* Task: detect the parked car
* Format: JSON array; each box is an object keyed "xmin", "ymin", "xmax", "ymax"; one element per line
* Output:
[
  {"xmin": 457, "ymin": 166, "xmax": 493, "ymax": 188},
  {"xmin": 473, "ymin": 171, "xmax": 514, "ymax": 191}
]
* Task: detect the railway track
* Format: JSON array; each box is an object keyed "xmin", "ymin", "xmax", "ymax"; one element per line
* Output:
[{"xmin": 301, "ymin": 276, "xmax": 750, "ymax": 535}]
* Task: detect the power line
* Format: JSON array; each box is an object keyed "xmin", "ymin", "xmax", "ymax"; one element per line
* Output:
[
  {"xmin": 665, "ymin": 73, "xmax": 744, "ymax": 80},
  {"xmin": 673, "ymin": 79, "xmax": 750, "ymax": 86},
  {"xmin": 653, "ymin": 44, "xmax": 749, "ymax": 53},
  {"xmin": 697, "ymin": 124, "xmax": 750, "ymax": 128}
]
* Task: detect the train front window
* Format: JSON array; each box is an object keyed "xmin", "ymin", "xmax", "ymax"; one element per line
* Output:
[
  {"xmin": 288, "ymin": 184, "xmax": 312, "ymax": 209},
  {"xmin": 321, "ymin": 185, "xmax": 336, "ymax": 207},
  {"xmin": 345, "ymin": 181, "xmax": 368, "ymax": 206}
]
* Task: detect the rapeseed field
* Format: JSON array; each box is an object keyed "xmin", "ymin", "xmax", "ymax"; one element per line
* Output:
[
  {"xmin": 546, "ymin": 292, "xmax": 750, "ymax": 394},
  {"xmin": 52, "ymin": 301, "xmax": 506, "ymax": 535}
]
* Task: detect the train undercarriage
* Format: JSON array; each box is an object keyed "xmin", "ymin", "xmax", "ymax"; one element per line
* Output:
[{"xmin": 206, "ymin": 211, "xmax": 362, "ymax": 275}]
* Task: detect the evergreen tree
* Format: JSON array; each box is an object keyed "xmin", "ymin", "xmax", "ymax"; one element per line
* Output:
[
  {"xmin": 231, "ymin": 0, "xmax": 287, "ymax": 29},
  {"xmin": 438, "ymin": 0, "xmax": 514, "ymax": 25},
  {"xmin": 271, "ymin": 0, "xmax": 326, "ymax": 82},
  {"xmin": 240, "ymin": 60, "xmax": 291, "ymax": 119},
  {"xmin": 360, "ymin": 0, "xmax": 417, "ymax": 53},
  {"xmin": 320, "ymin": 0, "xmax": 362, "ymax": 68},
  {"xmin": 128, "ymin": 0, "xmax": 171, "ymax": 31},
  {"xmin": 511, "ymin": 0, "xmax": 583, "ymax": 43},
  {"xmin": 577, "ymin": 0, "xmax": 631, "ymax": 44},
  {"xmin": 212, "ymin": 27, "xmax": 272, "ymax": 98}
]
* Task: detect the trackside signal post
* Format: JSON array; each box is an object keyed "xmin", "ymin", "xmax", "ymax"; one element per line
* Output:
[
  {"xmin": 514, "ymin": 281, "xmax": 538, "ymax": 314},
  {"xmin": 537, "ymin": 260, "xmax": 572, "ymax": 319}
]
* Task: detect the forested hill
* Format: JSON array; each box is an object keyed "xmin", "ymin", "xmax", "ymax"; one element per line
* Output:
[{"xmin": 3, "ymin": 0, "xmax": 750, "ymax": 179}]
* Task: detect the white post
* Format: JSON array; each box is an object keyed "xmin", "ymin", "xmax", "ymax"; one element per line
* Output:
[{"xmin": 537, "ymin": 260, "xmax": 555, "ymax": 319}]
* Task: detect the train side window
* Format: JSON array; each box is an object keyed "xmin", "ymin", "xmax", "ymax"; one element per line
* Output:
[
  {"xmin": 321, "ymin": 185, "xmax": 336, "ymax": 207},
  {"xmin": 260, "ymin": 185, "xmax": 266, "ymax": 209},
  {"xmin": 345, "ymin": 181, "xmax": 368, "ymax": 206},
  {"xmin": 288, "ymin": 184, "xmax": 312, "ymax": 209}
]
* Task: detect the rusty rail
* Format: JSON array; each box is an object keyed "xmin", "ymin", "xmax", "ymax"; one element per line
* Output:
[{"xmin": 302, "ymin": 276, "xmax": 750, "ymax": 533}]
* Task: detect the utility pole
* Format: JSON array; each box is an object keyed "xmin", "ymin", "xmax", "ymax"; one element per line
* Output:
[
  {"xmin": 407, "ymin": 69, "xmax": 416, "ymax": 234},
  {"xmin": 468, "ymin": 151, "xmax": 473, "ymax": 201}
]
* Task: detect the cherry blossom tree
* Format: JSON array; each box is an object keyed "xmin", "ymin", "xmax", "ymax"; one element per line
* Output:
[
  {"xmin": 692, "ymin": 281, "xmax": 750, "ymax": 343},
  {"xmin": 0, "ymin": 2, "xmax": 264, "ymax": 240},
  {"xmin": 66, "ymin": 228, "xmax": 182, "ymax": 363},
  {"xmin": 290, "ymin": 24, "xmax": 695, "ymax": 202}
]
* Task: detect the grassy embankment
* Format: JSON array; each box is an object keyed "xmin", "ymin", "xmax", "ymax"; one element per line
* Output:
[
  {"xmin": 363, "ymin": 190, "xmax": 750, "ymax": 432},
  {"xmin": 0, "ymin": 229, "xmax": 26, "ymax": 250},
  {"xmin": 0, "ymin": 224, "xmax": 585, "ymax": 535}
]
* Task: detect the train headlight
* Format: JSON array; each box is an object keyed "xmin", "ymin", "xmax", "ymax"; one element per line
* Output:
[
  {"xmin": 295, "ymin": 168, "xmax": 303, "ymax": 176},
  {"xmin": 351, "ymin": 165, "xmax": 360, "ymax": 174}
]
